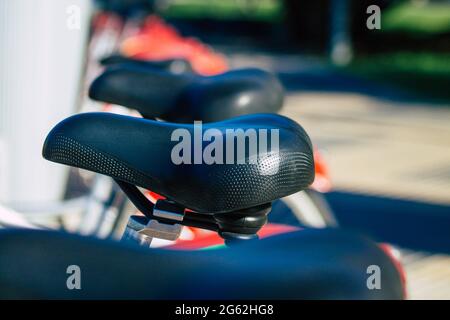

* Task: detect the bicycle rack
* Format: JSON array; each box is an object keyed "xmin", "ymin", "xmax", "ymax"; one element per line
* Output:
[{"xmin": 115, "ymin": 179, "xmax": 270, "ymax": 247}]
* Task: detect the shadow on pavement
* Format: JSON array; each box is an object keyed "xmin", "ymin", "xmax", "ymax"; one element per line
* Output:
[
  {"xmin": 278, "ymin": 69, "xmax": 429, "ymax": 105},
  {"xmin": 325, "ymin": 191, "xmax": 450, "ymax": 254}
]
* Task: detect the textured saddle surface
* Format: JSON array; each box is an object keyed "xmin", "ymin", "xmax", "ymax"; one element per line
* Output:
[{"xmin": 43, "ymin": 112, "xmax": 314, "ymax": 213}]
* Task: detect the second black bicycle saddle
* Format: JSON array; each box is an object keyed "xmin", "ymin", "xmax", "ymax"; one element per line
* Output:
[
  {"xmin": 88, "ymin": 64, "xmax": 284, "ymax": 122},
  {"xmin": 0, "ymin": 228, "xmax": 405, "ymax": 299},
  {"xmin": 43, "ymin": 113, "xmax": 314, "ymax": 213},
  {"xmin": 100, "ymin": 54, "xmax": 193, "ymax": 74}
]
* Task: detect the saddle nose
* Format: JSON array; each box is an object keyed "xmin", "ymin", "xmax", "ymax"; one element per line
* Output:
[{"xmin": 43, "ymin": 112, "xmax": 314, "ymax": 214}]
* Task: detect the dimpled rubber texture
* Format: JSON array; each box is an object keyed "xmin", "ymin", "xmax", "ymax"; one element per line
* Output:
[
  {"xmin": 208, "ymin": 152, "xmax": 313, "ymax": 212},
  {"xmin": 45, "ymin": 134, "xmax": 154, "ymax": 189},
  {"xmin": 43, "ymin": 113, "xmax": 315, "ymax": 214}
]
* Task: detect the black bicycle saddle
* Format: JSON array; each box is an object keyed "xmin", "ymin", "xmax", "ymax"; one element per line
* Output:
[
  {"xmin": 88, "ymin": 64, "xmax": 284, "ymax": 122},
  {"xmin": 0, "ymin": 228, "xmax": 405, "ymax": 299},
  {"xmin": 100, "ymin": 54, "xmax": 193, "ymax": 74},
  {"xmin": 43, "ymin": 112, "xmax": 314, "ymax": 213}
]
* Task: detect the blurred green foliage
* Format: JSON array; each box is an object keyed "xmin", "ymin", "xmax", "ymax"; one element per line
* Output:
[
  {"xmin": 160, "ymin": 0, "xmax": 283, "ymax": 21},
  {"xmin": 345, "ymin": 52, "xmax": 450, "ymax": 102},
  {"xmin": 382, "ymin": 1, "xmax": 450, "ymax": 35},
  {"xmin": 345, "ymin": 1, "xmax": 450, "ymax": 101}
]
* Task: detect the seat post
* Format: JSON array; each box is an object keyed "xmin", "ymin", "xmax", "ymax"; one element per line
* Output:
[
  {"xmin": 213, "ymin": 203, "xmax": 271, "ymax": 247},
  {"xmin": 117, "ymin": 181, "xmax": 272, "ymax": 247},
  {"xmin": 121, "ymin": 198, "xmax": 271, "ymax": 248}
]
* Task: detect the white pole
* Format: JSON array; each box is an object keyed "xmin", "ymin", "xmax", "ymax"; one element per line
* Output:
[{"xmin": 0, "ymin": 0, "xmax": 93, "ymax": 209}]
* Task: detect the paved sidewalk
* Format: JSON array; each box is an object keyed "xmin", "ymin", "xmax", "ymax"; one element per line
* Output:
[
  {"xmin": 282, "ymin": 92, "xmax": 450, "ymax": 300},
  {"xmin": 282, "ymin": 93, "xmax": 450, "ymax": 205},
  {"xmin": 229, "ymin": 50, "xmax": 450, "ymax": 299},
  {"xmin": 229, "ymin": 50, "xmax": 450, "ymax": 204}
]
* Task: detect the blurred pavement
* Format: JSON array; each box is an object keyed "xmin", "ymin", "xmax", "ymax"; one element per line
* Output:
[
  {"xmin": 282, "ymin": 92, "xmax": 450, "ymax": 300},
  {"xmin": 228, "ymin": 50, "xmax": 450, "ymax": 299},
  {"xmin": 228, "ymin": 50, "xmax": 450, "ymax": 205},
  {"xmin": 282, "ymin": 92, "xmax": 450, "ymax": 205}
]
